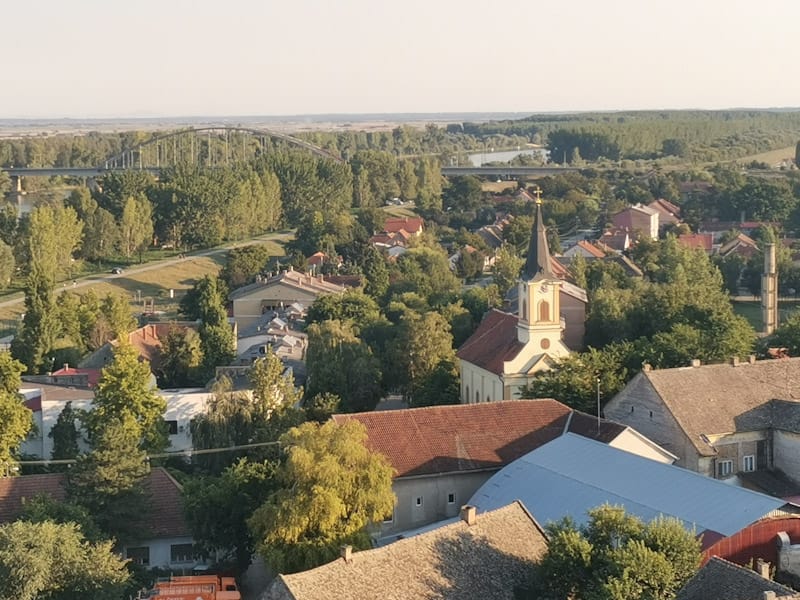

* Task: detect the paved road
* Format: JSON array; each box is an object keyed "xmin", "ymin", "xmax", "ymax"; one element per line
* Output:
[{"xmin": 0, "ymin": 231, "xmax": 293, "ymax": 310}]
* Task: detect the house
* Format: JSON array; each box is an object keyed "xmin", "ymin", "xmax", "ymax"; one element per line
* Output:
[
  {"xmin": 457, "ymin": 199, "xmax": 574, "ymax": 402},
  {"xmin": 332, "ymin": 400, "xmax": 675, "ymax": 540},
  {"xmin": 383, "ymin": 216, "xmax": 424, "ymax": 237},
  {"xmin": 79, "ymin": 321, "xmax": 201, "ymax": 373},
  {"xmin": 611, "ymin": 204, "xmax": 659, "ymax": 240},
  {"xmin": 599, "ymin": 228, "xmax": 631, "ymax": 252},
  {"xmin": 19, "ymin": 384, "xmax": 215, "ymax": 458},
  {"xmin": 603, "ymin": 358, "xmax": 800, "ymax": 482},
  {"xmin": 677, "ymin": 233, "xmax": 714, "ymax": 253},
  {"xmin": 0, "ymin": 468, "xmax": 202, "ymax": 571},
  {"xmin": 261, "ymin": 501, "xmax": 548, "ymax": 600},
  {"xmin": 21, "ymin": 364, "xmax": 101, "ymax": 389},
  {"xmin": 229, "ymin": 268, "xmax": 346, "ymax": 331},
  {"xmin": 648, "ymin": 198, "xmax": 682, "ymax": 229},
  {"xmin": 476, "ymin": 216, "xmax": 513, "ymax": 250},
  {"xmin": 719, "ymin": 232, "xmax": 760, "ymax": 259},
  {"xmin": 679, "ymin": 181, "xmax": 714, "ymax": 202},
  {"xmin": 563, "ymin": 239, "xmax": 607, "ymax": 259},
  {"xmin": 676, "ymin": 556, "xmax": 797, "ymax": 600},
  {"xmin": 469, "ymin": 433, "xmax": 798, "ymax": 550}
]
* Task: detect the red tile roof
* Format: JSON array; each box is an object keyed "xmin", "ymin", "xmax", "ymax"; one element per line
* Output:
[
  {"xmin": 384, "ymin": 217, "xmax": 424, "ymax": 235},
  {"xmin": 332, "ymin": 400, "xmax": 626, "ymax": 478},
  {"xmin": 576, "ymin": 240, "xmax": 606, "ymax": 258},
  {"xmin": 456, "ymin": 309, "xmax": 523, "ymax": 375},
  {"xmin": 0, "ymin": 468, "xmax": 189, "ymax": 539},
  {"xmin": 50, "ymin": 366, "xmax": 102, "ymax": 388}
]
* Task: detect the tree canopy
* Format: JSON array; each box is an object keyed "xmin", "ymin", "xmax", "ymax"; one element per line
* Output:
[
  {"xmin": 248, "ymin": 421, "xmax": 395, "ymax": 574},
  {"xmin": 527, "ymin": 505, "xmax": 701, "ymax": 600}
]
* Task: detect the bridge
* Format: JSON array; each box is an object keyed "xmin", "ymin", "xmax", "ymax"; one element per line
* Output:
[
  {"xmin": 441, "ymin": 166, "xmax": 582, "ymax": 177},
  {"xmin": 0, "ymin": 125, "xmax": 342, "ymax": 183}
]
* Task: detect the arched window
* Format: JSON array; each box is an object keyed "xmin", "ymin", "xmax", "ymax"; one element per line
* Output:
[
  {"xmin": 538, "ymin": 300, "xmax": 550, "ymax": 322},
  {"xmin": 521, "ymin": 299, "xmax": 527, "ymax": 321},
  {"xmin": 466, "ymin": 386, "xmax": 470, "ymax": 403},
  {"xmin": 476, "ymin": 390, "xmax": 480, "ymax": 403},
  {"xmin": 486, "ymin": 395, "xmax": 490, "ymax": 403}
]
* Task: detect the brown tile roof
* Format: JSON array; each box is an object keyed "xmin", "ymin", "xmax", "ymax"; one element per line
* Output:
[
  {"xmin": 638, "ymin": 358, "xmax": 800, "ymax": 456},
  {"xmin": 230, "ymin": 269, "xmax": 346, "ymax": 299},
  {"xmin": 678, "ymin": 233, "xmax": 714, "ymax": 252},
  {"xmin": 263, "ymin": 501, "xmax": 548, "ymax": 600},
  {"xmin": 675, "ymin": 556, "xmax": 796, "ymax": 600},
  {"xmin": 0, "ymin": 473, "xmax": 67, "ymax": 523},
  {"xmin": 331, "ymin": 400, "xmax": 626, "ymax": 478},
  {"xmin": 456, "ymin": 309, "xmax": 523, "ymax": 375},
  {"xmin": 0, "ymin": 468, "xmax": 189, "ymax": 539},
  {"xmin": 649, "ymin": 198, "xmax": 682, "ymax": 223},
  {"xmin": 719, "ymin": 233, "xmax": 759, "ymax": 258}
]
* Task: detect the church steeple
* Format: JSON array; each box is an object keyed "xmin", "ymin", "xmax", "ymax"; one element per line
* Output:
[{"xmin": 523, "ymin": 188, "xmax": 554, "ymax": 281}]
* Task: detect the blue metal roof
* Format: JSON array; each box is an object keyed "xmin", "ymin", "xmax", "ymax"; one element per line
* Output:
[{"xmin": 469, "ymin": 433, "xmax": 788, "ymax": 537}]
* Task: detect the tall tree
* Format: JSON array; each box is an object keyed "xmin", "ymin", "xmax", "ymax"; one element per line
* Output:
[
  {"xmin": 183, "ymin": 459, "xmax": 278, "ymax": 573},
  {"xmin": 492, "ymin": 244, "xmax": 524, "ymax": 296},
  {"xmin": 248, "ymin": 421, "xmax": 395, "ymax": 574},
  {"xmin": 158, "ymin": 326, "xmax": 203, "ymax": 387},
  {"xmin": 305, "ymin": 320, "xmax": 383, "ymax": 413},
  {"xmin": 11, "ymin": 269, "xmax": 57, "ymax": 374},
  {"xmin": 49, "ymin": 401, "xmax": 80, "ymax": 463},
  {"xmin": 118, "ymin": 195, "xmax": 153, "ymax": 261},
  {"xmin": 0, "ymin": 521, "xmax": 130, "ymax": 600},
  {"xmin": 0, "ymin": 240, "xmax": 13, "ymax": 290},
  {"xmin": 67, "ymin": 415, "xmax": 151, "ymax": 543},
  {"xmin": 0, "ymin": 352, "xmax": 32, "ymax": 473},
  {"xmin": 84, "ymin": 342, "xmax": 167, "ymax": 453}
]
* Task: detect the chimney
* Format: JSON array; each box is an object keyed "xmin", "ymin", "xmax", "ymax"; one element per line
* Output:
[
  {"xmin": 757, "ymin": 558, "xmax": 771, "ymax": 580},
  {"xmin": 731, "ymin": 356, "xmax": 740, "ymax": 366},
  {"xmin": 340, "ymin": 545, "xmax": 353, "ymax": 563},
  {"xmin": 63, "ymin": 363, "xmax": 69, "ymax": 371},
  {"xmin": 749, "ymin": 355, "xmax": 757, "ymax": 364},
  {"xmin": 690, "ymin": 359, "xmax": 701, "ymax": 368},
  {"xmin": 460, "ymin": 505, "xmax": 477, "ymax": 526}
]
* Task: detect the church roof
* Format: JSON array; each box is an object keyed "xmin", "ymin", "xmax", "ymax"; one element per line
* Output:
[
  {"xmin": 456, "ymin": 309, "xmax": 524, "ymax": 375},
  {"xmin": 523, "ymin": 202, "xmax": 554, "ymax": 281}
]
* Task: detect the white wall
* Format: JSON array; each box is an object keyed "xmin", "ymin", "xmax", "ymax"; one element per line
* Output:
[
  {"xmin": 608, "ymin": 429, "xmax": 676, "ymax": 464},
  {"xmin": 124, "ymin": 535, "xmax": 198, "ymax": 570},
  {"xmin": 774, "ymin": 430, "xmax": 800, "ymax": 481},
  {"xmin": 20, "ymin": 397, "xmax": 93, "ymax": 459},
  {"xmin": 460, "ymin": 361, "xmax": 503, "ymax": 403}
]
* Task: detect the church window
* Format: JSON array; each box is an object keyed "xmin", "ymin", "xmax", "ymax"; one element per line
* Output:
[
  {"xmin": 466, "ymin": 386, "xmax": 470, "ymax": 402},
  {"xmin": 521, "ymin": 299, "xmax": 527, "ymax": 321},
  {"xmin": 538, "ymin": 300, "xmax": 550, "ymax": 322},
  {"xmin": 475, "ymin": 390, "xmax": 480, "ymax": 403}
]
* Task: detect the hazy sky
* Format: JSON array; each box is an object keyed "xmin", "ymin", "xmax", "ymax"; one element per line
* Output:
[{"xmin": 2, "ymin": 0, "xmax": 798, "ymax": 118}]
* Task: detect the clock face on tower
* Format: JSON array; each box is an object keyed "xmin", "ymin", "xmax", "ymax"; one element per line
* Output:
[{"xmin": 541, "ymin": 338, "xmax": 550, "ymax": 349}]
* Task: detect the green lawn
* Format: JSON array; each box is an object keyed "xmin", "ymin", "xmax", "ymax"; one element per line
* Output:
[{"xmin": 732, "ymin": 300, "xmax": 800, "ymax": 332}]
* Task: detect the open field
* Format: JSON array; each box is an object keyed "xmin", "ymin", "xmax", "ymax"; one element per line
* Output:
[
  {"xmin": 732, "ymin": 299, "xmax": 800, "ymax": 332},
  {"xmin": 382, "ymin": 204, "xmax": 419, "ymax": 218},
  {"xmin": 481, "ymin": 181, "xmax": 518, "ymax": 194},
  {"xmin": 737, "ymin": 145, "xmax": 796, "ymax": 167},
  {"xmin": 0, "ymin": 235, "xmax": 289, "ymax": 334}
]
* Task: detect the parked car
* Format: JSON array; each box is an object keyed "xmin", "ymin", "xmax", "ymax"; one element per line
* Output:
[{"xmin": 111, "ymin": 267, "xmax": 123, "ymax": 275}]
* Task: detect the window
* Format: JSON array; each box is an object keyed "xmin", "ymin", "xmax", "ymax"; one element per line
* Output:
[
  {"xmin": 718, "ymin": 460, "xmax": 733, "ymax": 478},
  {"xmin": 166, "ymin": 420, "xmax": 178, "ymax": 435},
  {"xmin": 475, "ymin": 390, "xmax": 479, "ymax": 403},
  {"xmin": 170, "ymin": 543, "xmax": 195, "ymax": 564},
  {"xmin": 127, "ymin": 546, "xmax": 150, "ymax": 566},
  {"xmin": 383, "ymin": 510, "xmax": 394, "ymax": 524},
  {"xmin": 521, "ymin": 299, "xmax": 527, "ymax": 321},
  {"xmin": 743, "ymin": 455, "xmax": 755, "ymax": 472},
  {"xmin": 447, "ymin": 492, "xmax": 456, "ymax": 505},
  {"xmin": 414, "ymin": 496, "xmax": 423, "ymax": 508},
  {"xmin": 465, "ymin": 386, "xmax": 470, "ymax": 403},
  {"xmin": 538, "ymin": 300, "xmax": 550, "ymax": 322}
]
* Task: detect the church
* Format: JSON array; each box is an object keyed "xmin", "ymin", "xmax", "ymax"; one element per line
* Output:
[{"xmin": 457, "ymin": 198, "xmax": 582, "ymax": 403}]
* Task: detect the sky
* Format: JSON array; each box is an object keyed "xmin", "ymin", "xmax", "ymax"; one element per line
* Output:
[{"xmin": 2, "ymin": 0, "xmax": 799, "ymax": 118}]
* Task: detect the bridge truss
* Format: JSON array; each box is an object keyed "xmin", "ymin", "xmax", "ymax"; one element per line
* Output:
[{"xmin": 101, "ymin": 126, "xmax": 342, "ymax": 170}]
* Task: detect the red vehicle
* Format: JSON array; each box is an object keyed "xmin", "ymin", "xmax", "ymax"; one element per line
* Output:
[{"xmin": 144, "ymin": 575, "xmax": 241, "ymax": 600}]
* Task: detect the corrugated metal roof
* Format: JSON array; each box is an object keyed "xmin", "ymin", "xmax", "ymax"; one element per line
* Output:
[{"xmin": 470, "ymin": 433, "xmax": 787, "ymax": 538}]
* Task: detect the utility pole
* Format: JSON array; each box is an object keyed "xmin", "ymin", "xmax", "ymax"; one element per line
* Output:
[{"xmin": 596, "ymin": 376, "xmax": 601, "ymax": 434}]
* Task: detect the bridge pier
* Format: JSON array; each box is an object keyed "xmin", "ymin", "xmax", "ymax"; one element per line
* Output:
[{"xmin": 4, "ymin": 175, "xmax": 26, "ymax": 218}]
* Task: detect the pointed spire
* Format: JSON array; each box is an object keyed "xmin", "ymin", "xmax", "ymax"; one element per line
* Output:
[{"xmin": 523, "ymin": 187, "xmax": 554, "ymax": 281}]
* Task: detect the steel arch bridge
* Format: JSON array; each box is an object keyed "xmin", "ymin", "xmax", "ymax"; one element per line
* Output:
[{"xmin": 101, "ymin": 126, "xmax": 343, "ymax": 170}]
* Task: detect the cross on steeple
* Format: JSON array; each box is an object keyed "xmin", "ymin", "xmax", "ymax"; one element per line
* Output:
[{"xmin": 532, "ymin": 186, "xmax": 542, "ymax": 205}]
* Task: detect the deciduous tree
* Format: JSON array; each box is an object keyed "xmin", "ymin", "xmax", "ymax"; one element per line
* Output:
[
  {"xmin": 0, "ymin": 351, "xmax": 31, "ymax": 472},
  {"xmin": 248, "ymin": 421, "xmax": 395, "ymax": 573}
]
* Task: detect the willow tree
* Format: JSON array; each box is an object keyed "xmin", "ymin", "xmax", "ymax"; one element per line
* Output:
[{"xmin": 248, "ymin": 421, "xmax": 395, "ymax": 573}]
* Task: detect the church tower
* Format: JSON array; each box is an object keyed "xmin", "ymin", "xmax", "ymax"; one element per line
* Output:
[{"xmin": 516, "ymin": 191, "xmax": 568, "ymax": 358}]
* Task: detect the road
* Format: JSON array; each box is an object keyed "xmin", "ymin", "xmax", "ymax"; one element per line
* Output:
[{"xmin": 0, "ymin": 231, "xmax": 293, "ymax": 310}]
